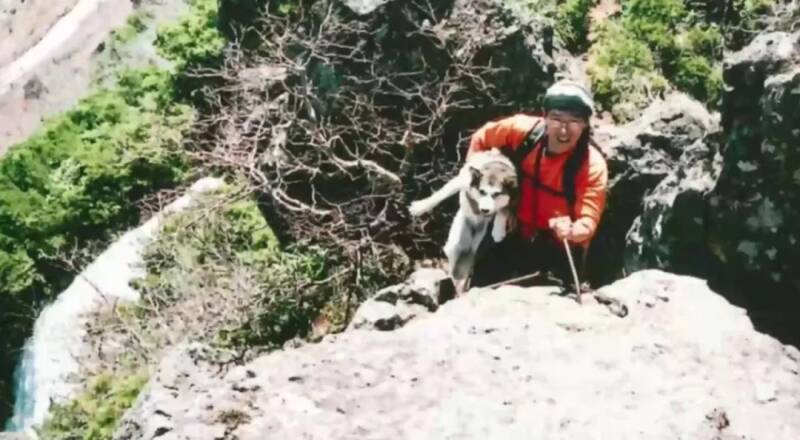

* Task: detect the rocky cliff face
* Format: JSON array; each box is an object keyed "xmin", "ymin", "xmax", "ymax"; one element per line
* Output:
[
  {"xmin": 113, "ymin": 270, "xmax": 800, "ymax": 440},
  {"xmin": 588, "ymin": 92, "xmax": 721, "ymax": 285},
  {"xmin": 708, "ymin": 30, "xmax": 800, "ymax": 295},
  {"xmin": 593, "ymin": 20, "xmax": 800, "ymax": 317}
]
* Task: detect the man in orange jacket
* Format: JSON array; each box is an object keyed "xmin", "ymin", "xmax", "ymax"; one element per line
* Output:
[{"xmin": 469, "ymin": 80, "xmax": 609, "ymax": 290}]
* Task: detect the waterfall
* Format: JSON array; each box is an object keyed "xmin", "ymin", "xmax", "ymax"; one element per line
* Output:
[
  {"xmin": 4, "ymin": 341, "xmax": 35, "ymax": 432},
  {"xmin": 3, "ymin": 177, "xmax": 224, "ymax": 433}
]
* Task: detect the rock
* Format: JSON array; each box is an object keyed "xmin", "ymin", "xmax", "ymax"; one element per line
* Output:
[
  {"xmin": 767, "ymin": 1, "xmax": 800, "ymax": 34},
  {"xmin": 112, "ymin": 343, "xmax": 233, "ymax": 440},
  {"xmin": 115, "ymin": 270, "xmax": 800, "ymax": 439},
  {"xmin": 708, "ymin": 31, "xmax": 800, "ymax": 294},
  {"xmin": 341, "ymin": 0, "xmax": 391, "ymax": 15},
  {"xmin": 335, "ymin": 0, "xmax": 557, "ymax": 126},
  {"xmin": 624, "ymin": 132, "xmax": 723, "ymax": 275},
  {"xmin": 348, "ymin": 268, "xmax": 451, "ymax": 331},
  {"xmin": 588, "ymin": 92, "xmax": 720, "ymax": 285}
]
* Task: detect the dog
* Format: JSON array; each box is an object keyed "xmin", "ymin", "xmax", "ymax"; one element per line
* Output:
[{"xmin": 408, "ymin": 148, "xmax": 519, "ymax": 294}]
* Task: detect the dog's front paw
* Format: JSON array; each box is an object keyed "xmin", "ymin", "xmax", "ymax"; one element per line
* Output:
[
  {"xmin": 408, "ymin": 199, "xmax": 431, "ymax": 217},
  {"xmin": 453, "ymin": 277, "xmax": 470, "ymax": 296},
  {"xmin": 492, "ymin": 227, "xmax": 506, "ymax": 243}
]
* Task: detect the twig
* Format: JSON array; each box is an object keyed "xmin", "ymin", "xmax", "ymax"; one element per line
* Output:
[{"xmin": 481, "ymin": 271, "xmax": 542, "ymax": 290}]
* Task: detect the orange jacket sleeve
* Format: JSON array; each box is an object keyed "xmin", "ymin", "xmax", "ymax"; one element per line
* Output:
[
  {"xmin": 467, "ymin": 114, "xmax": 541, "ymax": 157},
  {"xmin": 572, "ymin": 149, "xmax": 608, "ymax": 241}
]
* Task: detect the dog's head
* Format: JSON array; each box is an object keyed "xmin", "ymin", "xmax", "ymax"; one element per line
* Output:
[{"xmin": 466, "ymin": 153, "xmax": 518, "ymax": 216}]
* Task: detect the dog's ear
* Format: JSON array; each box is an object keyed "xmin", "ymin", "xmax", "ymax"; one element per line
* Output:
[{"xmin": 468, "ymin": 166, "xmax": 482, "ymax": 186}]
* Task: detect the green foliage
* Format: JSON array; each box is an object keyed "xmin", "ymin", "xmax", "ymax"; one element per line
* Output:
[
  {"xmin": 621, "ymin": 0, "xmax": 687, "ymax": 53},
  {"xmin": 111, "ymin": 10, "xmax": 153, "ymax": 46},
  {"xmin": 156, "ymin": 0, "xmax": 225, "ymax": 71},
  {"xmin": 0, "ymin": 67, "xmax": 189, "ymax": 298},
  {"xmin": 556, "ymin": 0, "xmax": 594, "ymax": 51},
  {"xmin": 0, "ymin": 67, "xmax": 189, "ymax": 423},
  {"xmin": 681, "ymin": 25, "xmax": 723, "ymax": 59},
  {"xmin": 217, "ymin": 245, "xmax": 333, "ymax": 348},
  {"xmin": 129, "ymin": 186, "xmax": 338, "ymax": 351},
  {"xmin": 588, "ymin": 21, "xmax": 668, "ymax": 120},
  {"xmin": 505, "ymin": 0, "xmax": 593, "ymax": 52},
  {"xmin": 670, "ymin": 50, "xmax": 723, "ymax": 105},
  {"xmin": 1, "ymin": 0, "xmax": 228, "ymax": 425},
  {"xmin": 724, "ymin": 0, "xmax": 777, "ymax": 49},
  {"xmin": 664, "ymin": 24, "xmax": 724, "ymax": 105},
  {"xmin": 37, "ymin": 372, "xmax": 148, "ymax": 440},
  {"xmin": 589, "ymin": 0, "xmax": 727, "ymax": 119}
]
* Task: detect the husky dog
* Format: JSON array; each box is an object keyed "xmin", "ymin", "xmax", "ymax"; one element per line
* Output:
[{"xmin": 409, "ymin": 148, "xmax": 518, "ymax": 294}]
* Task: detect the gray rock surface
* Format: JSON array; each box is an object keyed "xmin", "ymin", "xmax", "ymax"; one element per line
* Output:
[
  {"xmin": 114, "ymin": 270, "xmax": 800, "ymax": 440},
  {"xmin": 709, "ymin": 31, "xmax": 800, "ymax": 293},
  {"xmin": 588, "ymin": 92, "xmax": 720, "ymax": 285},
  {"xmin": 341, "ymin": 0, "xmax": 391, "ymax": 15},
  {"xmin": 334, "ymin": 0, "xmax": 558, "ymax": 121},
  {"xmin": 348, "ymin": 268, "xmax": 452, "ymax": 331},
  {"xmin": 624, "ymin": 131, "xmax": 723, "ymax": 275}
]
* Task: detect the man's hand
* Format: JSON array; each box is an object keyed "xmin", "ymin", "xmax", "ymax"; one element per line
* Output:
[
  {"xmin": 549, "ymin": 216, "xmax": 593, "ymax": 243},
  {"xmin": 549, "ymin": 216, "xmax": 572, "ymax": 240},
  {"xmin": 568, "ymin": 220, "xmax": 592, "ymax": 243}
]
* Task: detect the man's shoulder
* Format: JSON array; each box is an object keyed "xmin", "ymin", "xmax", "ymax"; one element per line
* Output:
[{"xmin": 587, "ymin": 144, "xmax": 609, "ymax": 176}]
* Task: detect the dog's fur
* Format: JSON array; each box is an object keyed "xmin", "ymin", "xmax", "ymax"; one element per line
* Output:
[{"xmin": 409, "ymin": 148, "xmax": 518, "ymax": 294}]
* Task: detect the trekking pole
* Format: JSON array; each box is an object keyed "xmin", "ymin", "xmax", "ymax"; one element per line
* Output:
[
  {"xmin": 481, "ymin": 271, "xmax": 541, "ymax": 290},
  {"xmin": 562, "ymin": 238, "xmax": 583, "ymax": 305}
]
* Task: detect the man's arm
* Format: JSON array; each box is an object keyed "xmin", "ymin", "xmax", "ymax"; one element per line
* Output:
[
  {"xmin": 568, "ymin": 152, "xmax": 608, "ymax": 244},
  {"xmin": 467, "ymin": 114, "xmax": 540, "ymax": 159}
]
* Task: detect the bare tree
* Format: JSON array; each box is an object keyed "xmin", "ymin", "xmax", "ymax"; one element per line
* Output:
[{"xmin": 172, "ymin": 0, "xmax": 559, "ymax": 302}]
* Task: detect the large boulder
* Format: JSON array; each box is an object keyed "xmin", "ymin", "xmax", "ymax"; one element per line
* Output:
[
  {"xmin": 588, "ymin": 93, "xmax": 720, "ymax": 286},
  {"xmin": 624, "ymin": 131, "xmax": 723, "ymax": 276},
  {"xmin": 113, "ymin": 270, "xmax": 800, "ymax": 439},
  {"xmin": 706, "ymin": 31, "xmax": 800, "ymax": 295}
]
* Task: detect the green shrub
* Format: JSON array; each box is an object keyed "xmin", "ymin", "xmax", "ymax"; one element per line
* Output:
[
  {"xmin": 621, "ymin": 0, "xmax": 687, "ymax": 53},
  {"xmin": 126, "ymin": 186, "xmax": 340, "ymax": 352},
  {"xmin": 589, "ymin": 0, "xmax": 726, "ymax": 118},
  {"xmin": 504, "ymin": 0, "xmax": 593, "ymax": 52},
  {"xmin": 588, "ymin": 21, "xmax": 668, "ymax": 120},
  {"xmin": 670, "ymin": 51, "xmax": 723, "ymax": 105},
  {"xmin": 0, "ymin": 67, "xmax": 189, "ymax": 300},
  {"xmin": 556, "ymin": 0, "xmax": 594, "ymax": 52},
  {"xmin": 681, "ymin": 25, "xmax": 723, "ymax": 59},
  {"xmin": 0, "ymin": 0, "xmax": 228, "ymax": 424},
  {"xmin": 156, "ymin": 0, "xmax": 225, "ymax": 71},
  {"xmin": 111, "ymin": 10, "xmax": 153, "ymax": 46},
  {"xmin": 37, "ymin": 372, "xmax": 148, "ymax": 440}
]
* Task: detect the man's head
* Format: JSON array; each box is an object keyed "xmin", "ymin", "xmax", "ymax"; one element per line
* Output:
[{"xmin": 543, "ymin": 80, "xmax": 594, "ymax": 154}]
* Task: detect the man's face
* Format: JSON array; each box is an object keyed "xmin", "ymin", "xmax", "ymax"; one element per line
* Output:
[{"xmin": 545, "ymin": 109, "xmax": 588, "ymax": 154}]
